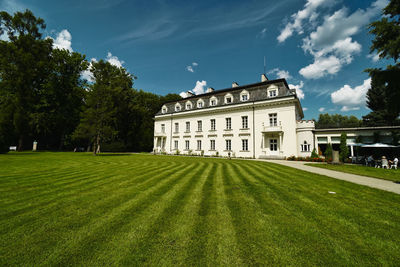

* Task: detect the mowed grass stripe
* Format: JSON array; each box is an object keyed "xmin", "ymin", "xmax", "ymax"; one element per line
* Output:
[
  {"xmin": 236, "ymin": 161, "xmax": 400, "ymax": 265},
  {"xmin": 41, "ymin": 162, "xmax": 198, "ymax": 266},
  {"xmin": 1, "ymin": 160, "xmax": 187, "ymax": 264},
  {"xmin": 0, "ymin": 161, "xmax": 173, "ymax": 222}
]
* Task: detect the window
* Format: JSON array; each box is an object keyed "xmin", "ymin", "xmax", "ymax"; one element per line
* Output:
[
  {"xmin": 197, "ymin": 100, "xmax": 204, "ymax": 108},
  {"xmin": 270, "ymin": 139, "xmax": 277, "ymax": 151},
  {"xmin": 161, "ymin": 124, "xmax": 165, "ymax": 133},
  {"xmin": 269, "ymin": 90, "xmax": 277, "ymax": 97},
  {"xmin": 161, "ymin": 105, "xmax": 167, "ymax": 113},
  {"xmin": 174, "ymin": 140, "xmax": 178, "ymax": 150},
  {"xmin": 197, "ymin": 120, "xmax": 202, "ymax": 132},
  {"xmin": 224, "ymin": 93, "xmax": 233, "ymax": 104},
  {"xmin": 197, "ymin": 140, "xmax": 202, "ymax": 150},
  {"xmin": 186, "ymin": 121, "xmax": 190, "ymax": 132},
  {"xmin": 185, "ymin": 140, "xmax": 190, "ymax": 150},
  {"xmin": 210, "ymin": 97, "xmax": 217, "ymax": 106},
  {"xmin": 242, "ymin": 116, "xmax": 248, "ymax": 129},
  {"xmin": 174, "ymin": 123, "xmax": 179, "ymax": 133},
  {"xmin": 210, "ymin": 119, "xmax": 216, "ymax": 131},
  {"xmin": 226, "ymin": 139, "xmax": 232, "ymax": 151},
  {"xmin": 301, "ymin": 141, "xmax": 311, "ymax": 152},
  {"xmin": 240, "ymin": 90, "xmax": 249, "ymax": 101},
  {"xmin": 226, "ymin": 118, "xmax": 231, "ymax": 130},
  {"xmin": 226, "ymin": 97, "xmax": 232, "ymax": 103},
  {"xmin": 186, "ymin": 104, "xmax": 191, "ymax": 110},
  {"xmin": 175, "ymin": 104, "xmax": 181, "ymax": 112},
  {"xmin": 210, "ymin": 140, "xmax": 215, "ymax": 150},
  {"xmin": 269, "ymin": 113, "xmax": 277, "ymax": 126},
  {"xmin": 242, "ymin": 139, "xmax": 248, "ymax": 151}
]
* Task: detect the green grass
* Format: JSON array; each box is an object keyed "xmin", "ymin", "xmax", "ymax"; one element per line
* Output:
[
  {"xmin": 1, "ymin": 152, "xmax": 400, "ymax": 266},
  {"xmin": 306, "ymin": 163, "xmax": 400, "ymax": 182}
]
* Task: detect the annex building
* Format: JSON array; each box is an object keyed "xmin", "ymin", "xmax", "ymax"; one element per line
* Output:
[{"xmin": 153, "ymin": 75, "xmax": 315, "ymax": 159}]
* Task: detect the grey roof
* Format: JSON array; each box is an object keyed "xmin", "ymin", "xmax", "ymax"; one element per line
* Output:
[{"xmin": 156, "ymin": 78, "xmax": 297, "ymax": 116}]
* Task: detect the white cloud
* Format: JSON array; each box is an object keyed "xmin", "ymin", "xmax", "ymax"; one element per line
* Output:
[
  {"xmin": 52, "ymin": 29, "xmax": 73, "ymax": 52},
  {"xmin": 331, "ymin": 78, "xmax": 371, "ymax": 112},
  {"xmin": 186, "ymin": 62, "xmax": 198, "ymax": 73},
  {"xmin": 0, "ymin": 0, "xmax": 25, "ymax": 14},
  {"xmin": 106, "ymin": 52, "xmax": 124, "ymax": 68},
  {"xmin": 296, "ymin": 0, "xmax": 387, "ymax": 79},
  {"xmin": 367, "ymin": 53, "xmax": 380, "ymax": 62},
  {"xmin": 81, "ymin": 58, "xmax": 97, "ymax": 82},
  {"xmin": 257, "ymin": 27, "xmax": 267, "ymax": 38},
  {"xmin": 268, "ymin": 68, "xmax": 292, "ymax": 79},
  {"xmin": 303, "ymin": 107, "xmax": 308, "ymax": 111},
  {"xmin": 299, "ymin": 55, "xmax": 341, "ymax": 79},
  {"xmin": 289, "ymin": 81, "xmax": 305, "ymax": 99},
  {"xmin": 179, "ymin": 80, "xmax": 207, "ymax": 98},
  {"xmin": 319, "ymin": 107, "xmax": 326, "ymax": 112},
  {"xmin": 277, "ymin": 0, "xmax": 330, "ymax": 43}
]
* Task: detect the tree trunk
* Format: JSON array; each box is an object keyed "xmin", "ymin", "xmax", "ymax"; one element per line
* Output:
[
  {"xmin": 93, "ymin": 134, "xmax": 100, "ymax": 155},
  {"xmin": 58, "ymin": 133, "xmax": 65, "ymax": 151},
  {"xmin": 18, "ymin": 135, "xmax": 24, "ymax": 151}
]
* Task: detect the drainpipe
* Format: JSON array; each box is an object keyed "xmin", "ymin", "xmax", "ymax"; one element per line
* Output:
[
  {"xmin": 252, "ymin": 102, "xmax": 255, "ymax": 159},
  {"xmin": 170, "ymin": 114, "xmax": 173, "ymax": 153}
]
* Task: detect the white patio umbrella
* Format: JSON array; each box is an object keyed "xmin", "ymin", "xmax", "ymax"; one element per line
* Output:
[{"xmin": 361, "ymin": 143, "xmax": 398, "ymax": 148}]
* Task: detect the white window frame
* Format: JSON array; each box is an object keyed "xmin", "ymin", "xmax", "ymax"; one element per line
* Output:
[
  {"xmin": 174, "ymin": 122, "xmax": 179, "ymax": 133},
  {"xmin": 267, "ymin": 85, "xmax": 278, "ymax": 98},
  {"xmin": 301, "ymin": 141, "xmax": 311, "ymax": 152},
  {"xmin": 210, "ymin": 140, "xmax": 215, "ymax": 150},
  {"xmin": 174, "ymin": 140, "xmax": 178, "ymax": 150},
  {"xmin": 161, "ymin": 105, "xmax": 168, "ymax": 114},
  {"xmin": 197, "ymin": 120, "xmax": 202, "ymax": 132},
  {"xmin": 242, "ymin": 139, "xmax": 248, "ymax": 151},
  {"xmin": 269, "ymin": 113, "xmax": 277, "ymax": 127},
  {"xmin": 224, "ymin": 93, "xmax": 233, "ymax": 104},
  {"xmin": 186, "ymin": 121, "xmax": 190, "ymax": 132},
  {"xmin": 210, "ymin": 96, "xmax": 218, "ymax": 106},
  {"xmin": 210, "ymin": 119, "xmax": 216, "ymax": 131},
  {"xmin": 226, "ymin": 117, "xmax": 232, "ymax": 130},
  {"xmin": 197, "ymin": 99, "xmax": 204, "ymax": 108},
  {"xmin": 242, "ymin": 116, "xmax": 248, "ymax": 129},
  {"xmin": 175, "ymin": 103, "xmax": 181, "ymax": 112},
  {"xmin": 240, "ymin": 90, "xmax": 249, "ymax": 102},
  {"xmin": 226, "ymin": 139, "xmax": 232, "ymax": 151},
  {"xmin": 185, "ymin": 140, "xmax": 190, "ymax": 150},
  {"xmin": 197, "ymin": 140, "xmax": 202, "ymax": 150},
  {"xmin": 270, "ymin": 139, "xmax": 277, "ymax": 151},
  {"xmin": 161, "ymin": 124, "xmax": 165, "ymax": 133},
  {"xmin": 185, "ymin": 101, "xmax": 192, "ymax": 110}
]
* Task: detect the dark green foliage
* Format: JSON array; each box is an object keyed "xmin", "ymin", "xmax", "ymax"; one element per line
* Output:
[
  {"xmin": 364, "ymin": 0, "xmax": 400, "ymax": 125},
  {"xmin": 324, "ymin": 143, "xmax": 333, "ymax": 161},
  {"xmin": 311, "ymin": 148, "xmax": 318, "ymax": 158},
  {"xmin": 339, "ymin": 133, "xmax": 349, "ymax": 162},
  {"xmin": 315, "ymin": 113, "xmax": 362, "ymax": 129}
]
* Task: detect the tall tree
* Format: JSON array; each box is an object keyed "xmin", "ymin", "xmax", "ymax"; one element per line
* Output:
[
  {"xmin": 33, "ymin": 49, "xmax": 88, "ymax": 150},
  {"xmin": 365, "ymin": 0, "xmax": 400, "ymax": 125},
  {"xmin": 339, "ymin": 133, "xmax": 349, "ymax": 162},
  {"xmin": 0, "ymin": 10, "xmax": 53, "ymax": 150},
  {"xmin": 73, "ymin": 60, "xmax": 133, "ymax": 155}
]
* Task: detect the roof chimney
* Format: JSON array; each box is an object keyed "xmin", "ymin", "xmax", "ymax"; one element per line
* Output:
[
  {"xmin": 206, "ymin": 87, "xmax": 214, "ymax": 93},
  {"xmin": 232, "ymin": 82, "xmax": 239, "ymax": 88},
  {"xmin": 186, "ymin": 91, "xmax": 195, "ymax": 97},
  {"xmin": 261, "ymin": 74, "xmax": 268, "ymax": 82}
]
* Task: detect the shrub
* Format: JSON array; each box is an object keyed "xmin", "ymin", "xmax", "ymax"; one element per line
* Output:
[
  {"xmin": 311, "ymin": 148, "xmax": 318, "ymax": 158},
  {"xmin": 339, "ymin": 132, "xmax": 349, "ymax": 162},
  {"xmin": 325, "ymin": 143, "xmax": 333, "ymax": 159}
]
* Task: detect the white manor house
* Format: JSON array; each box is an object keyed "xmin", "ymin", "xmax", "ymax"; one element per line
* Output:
[
  {"xmin": 154, "ymin": 74, "xmax": 315, "ymax": 159},
  {"xmin": 153, "ymin": 74, "xmax": 400, "ymax": 159}
]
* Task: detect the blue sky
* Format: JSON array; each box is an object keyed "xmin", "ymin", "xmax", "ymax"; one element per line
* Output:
[{"xmin": 0, "ymin": 0, "xmax": 392, "ymax": 120}]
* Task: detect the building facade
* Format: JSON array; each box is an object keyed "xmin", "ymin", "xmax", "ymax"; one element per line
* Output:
[{"xmin": 154, "ymin": 75, "xmax": 315, "ymax": 159}]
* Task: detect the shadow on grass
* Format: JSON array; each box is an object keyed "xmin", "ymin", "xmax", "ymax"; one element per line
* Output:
[{"xmin": 96, "ymin": 153, "xmax": 133, "ymax": 157}]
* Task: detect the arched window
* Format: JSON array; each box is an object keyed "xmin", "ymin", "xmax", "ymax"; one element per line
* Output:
[
  {"xmin": 210, "ymin": 96, "xmax": 218, "ymax": 106},
  {"xmin": 161, "ymin": 105, "xmax": 168, "ymax": 114},
  {"xmin": 240, "ymin": 90, "xmax": 249, "ymax": 101},
  {"xmin": 197, "ymin": 99, "xmax": 204, "ymax": 108},
  {"xmin": 224, "ymin": 93, "xmax": 233, "ymax": 104},
  {"xmin": 175, "ymin": 103, "xmax": 182, "ymax": 112},
  {"xmin": 185, "ymin": 101, "xmax": 192, "ymax": 110},
  {"xmin": 301, "ymin": 141, "xmax": 311, "ymax": 152}
]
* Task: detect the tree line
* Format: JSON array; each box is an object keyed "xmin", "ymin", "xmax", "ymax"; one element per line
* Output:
[{"xmin": 0, "ymin": 10, "xmax": 180, "ymax": 154}]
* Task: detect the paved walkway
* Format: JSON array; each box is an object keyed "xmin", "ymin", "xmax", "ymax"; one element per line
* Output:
[{"xmin": 259, "ymin": 160, "xmax": 400, "ymax": 195}]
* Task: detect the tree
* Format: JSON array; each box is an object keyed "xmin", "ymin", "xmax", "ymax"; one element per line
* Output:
[
  {"xmin": 365, "ymin": 0, "xmax": 400, "ymax": 125},
  {"xmin": 324, "ymin": 143, "xmax": 333, "ymax": 162},
  {"xmin": 33, "ymin": 49, "xmax": 88, "ymax": 150},
  {"xmin": 73, "ymin": 60, "xmax": 133, "ymax": 155},
  {"xmin": 339, "ymin": 133, "xmax": 349, "ymax": 162},
  {"xmin": 0, "ymin": 10, "xmax": 53, "ymax": 150},
  {"xmin": 315, "ymin": 113, "xmax": 361, "ymax": 129}
]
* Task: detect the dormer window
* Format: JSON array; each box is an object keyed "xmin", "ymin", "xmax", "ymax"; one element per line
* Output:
[
  {"xmin": 175, "ymin": 103, "xmax": 182, "ymax": 112},
  {"xmin": 197, "ymin": 99, "xmax": 204, "ymax": 108},
  {"xmin": 267, "ymin": 85, "xmax": 278, "ymax": 98},
  {"xmin": 240, "ymin": 90, "xmax": 249, "ymax": 101},
  {"xmin": 210, "ymin": 96, "xmax": 218, "ymax": 106},
  {"xmin": 301, "ymin": 141, "xmax": 310, "ymax": 152},
  {"xmin": 161, "ymin": 105, "xmax": 167, "ymax": 114},
  {"xmin": 185, "ymin": 101, "xmax": 192, "ymax": 110},
  {"xmin": 224, "ymin": 93, "xmax": 233, "ymax": 104}
]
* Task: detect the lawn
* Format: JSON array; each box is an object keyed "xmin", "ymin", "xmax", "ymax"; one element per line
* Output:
[
  {"xmin": 306, "ymin": 163, "xmax": 400, "ymax": 182},
  {"xmin": 1, "ymin": 152, "xmax": 400, "ymax": 266}
]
